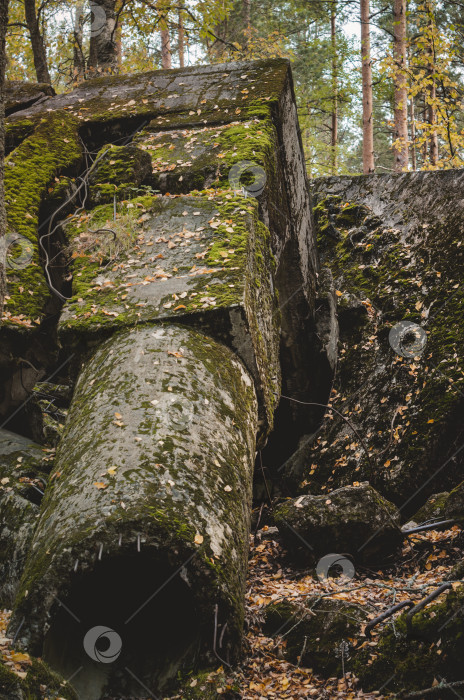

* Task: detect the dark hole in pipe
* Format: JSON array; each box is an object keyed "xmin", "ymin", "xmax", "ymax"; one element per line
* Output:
[{"xmin": 43, "ymin": 552, "xmax": 200, "ymax": 699}]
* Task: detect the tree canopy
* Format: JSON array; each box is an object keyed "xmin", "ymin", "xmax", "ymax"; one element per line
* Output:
[{"xmin": 4, "ymin": 0, "xmax": 464, "ymax": 175}]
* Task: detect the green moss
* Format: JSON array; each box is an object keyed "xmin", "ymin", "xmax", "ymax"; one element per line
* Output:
[
  {"xmin": 0, "ymin": 656, "xmax": 77, "ymax": 699},
  {"xmin": 89, "ymin": 143, "xmax": 152, "ymax": 204},
  {"xmin": 3, "ymin": 112, "xmax": 82, "ymax": 325},
  {"xmin": 300, "ymin": 191, "xmax": 464, "ymax": 505},
  {"xmin": 352, "ymin": 586, "xmax": 464, "ymax": 694},
  {"xmin": 5, "ymin": 117, "xmax": 36, "ymax": 150},
  {"xmin": 137, "ymin": 117, "xmax": 277, "ymax": 196}
]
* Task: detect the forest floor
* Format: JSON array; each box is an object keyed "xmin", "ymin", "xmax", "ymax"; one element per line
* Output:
[
  {"xmin": 218, "ymin": 519, "xmax": 462, "ymax": 699},
  {"xmin": 0, "ymin": 522, "xmax": 461, "ymax": 699}
]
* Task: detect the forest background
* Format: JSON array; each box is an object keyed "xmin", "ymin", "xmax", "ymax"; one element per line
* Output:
[{"xmin": 3, "ymin": 0, "xmax": 464, "ymax": 177}]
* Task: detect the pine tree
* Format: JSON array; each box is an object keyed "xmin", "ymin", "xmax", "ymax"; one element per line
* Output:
[
  {"xmin": 361, "ymin": 0, "xmax": 375, "ymax": 172},
  {"xmin": 0, "ymin": 0, "xmax": 8, "ymax": 312},
  {"xmin": 393, "ymin": 0, "xmax": 408, "ymax": 170}
]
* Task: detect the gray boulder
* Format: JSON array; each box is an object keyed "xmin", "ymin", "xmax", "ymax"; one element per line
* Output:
[{"xmin": 274, "ymin": 483, "xmax": 402, "ymax": 565}]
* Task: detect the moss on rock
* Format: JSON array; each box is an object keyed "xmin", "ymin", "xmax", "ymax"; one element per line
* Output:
[
  {"xmin": 0, "ymin": 656, "xmax": 77, "ymax": 699},
  {"xmin": 274, "ymin": 482, "xmax": 402, "ymax": 566},
  {"xmin": 2, "ymin": 112, "xmax": 82, "ymax": 327},
  {"xmin": 263, "ymin": 597, "xmax": 367, "ymax": 676},
  {"xmin": 291, "ymin": 173, "xmax": 464, "ymax": 515},
  {"xmin": 352, "ymin": 584, "xmax": 464, "ymax": 694},
  {"xmin": 88, "ymin": 143, "xmax": 152, "ymax": 204}
]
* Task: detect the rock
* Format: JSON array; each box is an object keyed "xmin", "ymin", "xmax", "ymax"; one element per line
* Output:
[
  {"xmin": 4, "ymin": 80, "xmax": 55, "ymax": 116},
  {"xmin": 88, "ymin": 143, "xmax": 153, "ymax": 204},
  {"xmin": 2, "ymin": 112, "xmax": 82, "ymax": 326},
  {"xmin": 411, "ymin": 491, "xmax": 449, "ymax": 524},
  {"xmin": 5, "ymin": 57, "xmax": 324, "ymax": 460},
  {"xmin": 352, "ymin": 584, "xmax": 464, "ymax": 695},
  {"xmin": 3, "ymin": 59, "xmax": 329, "ymax": 699},
  {"xmin": 0, "ymin": 428, "xmax": 49, "ymax": 606},
  {"xmin": 263, "ymin": 597, "xmax": 367, "ymax": 676},
  {"xmin": 287, "ymin": 172, "xmax": 464, "ymax": 516},
  {"xmin": 444, "ymin": 481, "xmax": 464, "ymax": 520},
  {"xmin": 0, "ymin": 656, "xmax": 77, "ymax": 700},
  {"xmin": 450, "ymin": 559, "xmax": 464, "ymax": 580},
  {"xmin": 58, "ymin": 193, "xmax": 281, "ymax": 439},
  {"xmin": 10, "ymin": 325, "xmax": 258, "ymax": 698},
  {"xmin": 274, "ymin": 483, "xmax": 402, "ymax": 566}
]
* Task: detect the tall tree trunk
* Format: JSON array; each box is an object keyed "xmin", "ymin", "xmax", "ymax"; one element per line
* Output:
[
  {"xmin": 115, "ymin": 23, "xmax": 122, "ymax": 69},
  {"xmin": 158, "ymin": 1, "xmax": 171, "ymax": 69},
  {"xmin": 24, "ymin": 0, "xmax": 51, "ymax": 84},
  {"xmin": 330, "ymin": 2, "xmax": 338, "ymax": 174},
  {"xmin": 428, "ymin": 80, "xmax": 438, "ymax": 165},
  {"xmin": 426, "ymin": 2, "xmax": 438, "ymax": 166},
  {"xmin": 243, "ymin": 0, "xmax": 251, "ymax": 46},
  {"xmin": 393, "ymin": 0, "xmax": 409, "ymax": 171},
  {"xmin": 73, "ymin": 2, "xmax": 85, "ymax": 83},
  {"xmin": 160, "ymin": 27, "xmax": 171, "ymax": 68},
  {"xmin": 410, "ymin": 94, "xmax": 417, "ymax": 170},
  {"xmin": 0, "ymin": 0, "xmax": 8, "ymax": 313},
  {"xmin": 361, "ymin": 0, "xmax": 375, "ymax": 173},
  {"xmin": 114, "ymin": 0, "xmax": 122, "ymax": 70},
  {"xmin": 178, "ymin": 8, "xmax": 184, "ymax": 67},
  {"xmin": 88, "ymin": 0, "xmax": 117, "ymax": 74}
]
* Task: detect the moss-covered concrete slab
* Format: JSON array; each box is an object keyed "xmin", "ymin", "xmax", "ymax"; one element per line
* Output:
[
  {"xmin": 59, "ymin": 193, "xmax": 280, "ymax": 436},
  {"xmin": 4, "ymin": 80, "xmax": 55, "ymax": 117},
  {"xmin": 10, "ymin": 324, "xmax": 258, "ymax": 698},
  {"xmin": 6, "ymin": 59, "xmax": 292, "ymax": 129},
  {"xmin": 3, "ymin": 60, "xmax": 319, "ymax": 454},
  {"xmin": 134, "ymin": 117, "xmax": 277, "ymax": 195}
]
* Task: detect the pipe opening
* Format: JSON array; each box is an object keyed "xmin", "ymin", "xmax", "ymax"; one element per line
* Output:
[{"xmin": 43, "ymin": 552, "xmax": 201, "ymax": 699}]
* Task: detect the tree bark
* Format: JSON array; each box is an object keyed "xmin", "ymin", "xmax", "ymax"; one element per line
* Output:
[
  {"xmin": 428, "ymin": 82, "xmax": 438, "ymax": 165},
  {"xmin": 425, "ymin": 1, "xmax": 438, "ymax": 166},
  {"xmin": 24, "ymin": 0, "xmax": 51, "ymax": 84},
  {"xmin": 88, "ymin": 0, "xmax": 117, "ymax": 74},
  {"xmin": 178, "ymin": 8, "xmax": 184, "ymax": 68},
  {"xmin": 330, "ymin": 2, "xmax": 338, "ymax": 174},
  {"xmin": 72, "ymin": 2, "xmax": 85, "ymax": 83},
  {"xmin": 158, "ymin": 1, "xmax": 171, "ymax": 69},
  {"xmin": 393, "ymin": 0, "xmax": 409, "ymax": 171},
  {"xmin": 410, "ymin": 94, "xmax": 417, "ymax": 170},
  {"xmin": 361, "ymin": 0, "xmax": 375, "ymax": 173},
  {"xmin": 243, "ymin": 0, "xmax": 251, "ymax": 46},
  {"xmin": 0, "ymin": 0, "xmax": 7, "ymax": 313}
]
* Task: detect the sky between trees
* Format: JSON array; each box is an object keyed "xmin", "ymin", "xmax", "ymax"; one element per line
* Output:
[{"xmin": 4, "ymin": 0, "xmax": 464, "ymax": 176}]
